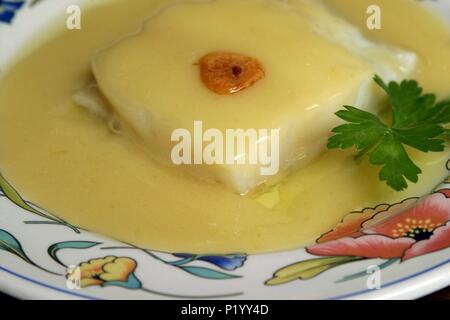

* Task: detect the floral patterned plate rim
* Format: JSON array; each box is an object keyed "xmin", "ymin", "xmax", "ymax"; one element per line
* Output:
[{"xmin": 0, "ymin": 0, "xmax": 450, "ymax": 300}]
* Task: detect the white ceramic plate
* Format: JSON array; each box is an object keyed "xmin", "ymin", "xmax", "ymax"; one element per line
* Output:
[{"xmin": 0, "ymin": 0, "xmax": 449, "ymax": 300}]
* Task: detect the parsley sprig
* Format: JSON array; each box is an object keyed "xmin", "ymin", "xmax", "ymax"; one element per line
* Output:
[{"xmin": 327, "ymin": 75, "xmax": 450, "ymax": 191}]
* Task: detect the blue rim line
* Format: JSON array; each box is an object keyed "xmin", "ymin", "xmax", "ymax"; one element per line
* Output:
[
  {"xmin": 0, "ymin": 265, "xmax": 99, "ymax": 300},
  {"xmin": 327, "ymin": 258, "xmax": 450, "ymax": 300},
  {"xmin": 0, "ymin": 258, "xmax": 449, "ymax": 300}
]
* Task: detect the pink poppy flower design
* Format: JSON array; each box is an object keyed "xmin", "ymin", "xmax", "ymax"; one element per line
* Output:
[
  {"xmin": 267, "ymin": 189, "xmax": 450, "ymax": 285},
  {"xmin": 309, "ymin": 189, "xmax": 450, "ymax": 261}
]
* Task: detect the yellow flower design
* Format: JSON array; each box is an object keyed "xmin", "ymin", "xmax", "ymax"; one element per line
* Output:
[{"xmin": 78, "ymin": 256, "xmax": 140, "ymax": 288}]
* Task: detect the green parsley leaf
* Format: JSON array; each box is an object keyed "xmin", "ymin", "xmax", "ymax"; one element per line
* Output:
[{"xmin": 327, "ymin": 75, "xmax": 450, "ymax": 191}]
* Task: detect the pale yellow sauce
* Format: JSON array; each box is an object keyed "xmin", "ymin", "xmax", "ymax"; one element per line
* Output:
[{"xmin": 0, "ymin": 0, "xmax": 449, "ymax": 254}]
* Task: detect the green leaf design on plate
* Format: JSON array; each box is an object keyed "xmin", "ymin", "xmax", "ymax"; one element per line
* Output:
[
  {"xmin": 0, "ymin": 172, "xmax": 79, "ymax": 233},
  {"xmin": 48, "ymin": 241, "xmax": 101, "ymax": 267},
  {"xmin": 180, "ymin": 266, "xmax": 241, "ymax": 280},
  {"xmin": 266, "ymin": 256, "xmax": 362, "ymax": 285},
  {"xmin": 0, "ymin": 229, "xmax": 60, "ymax": 274},
  {"xmin": 0, "ymin": 229, "xmax": 34, "ymax": 265}
]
